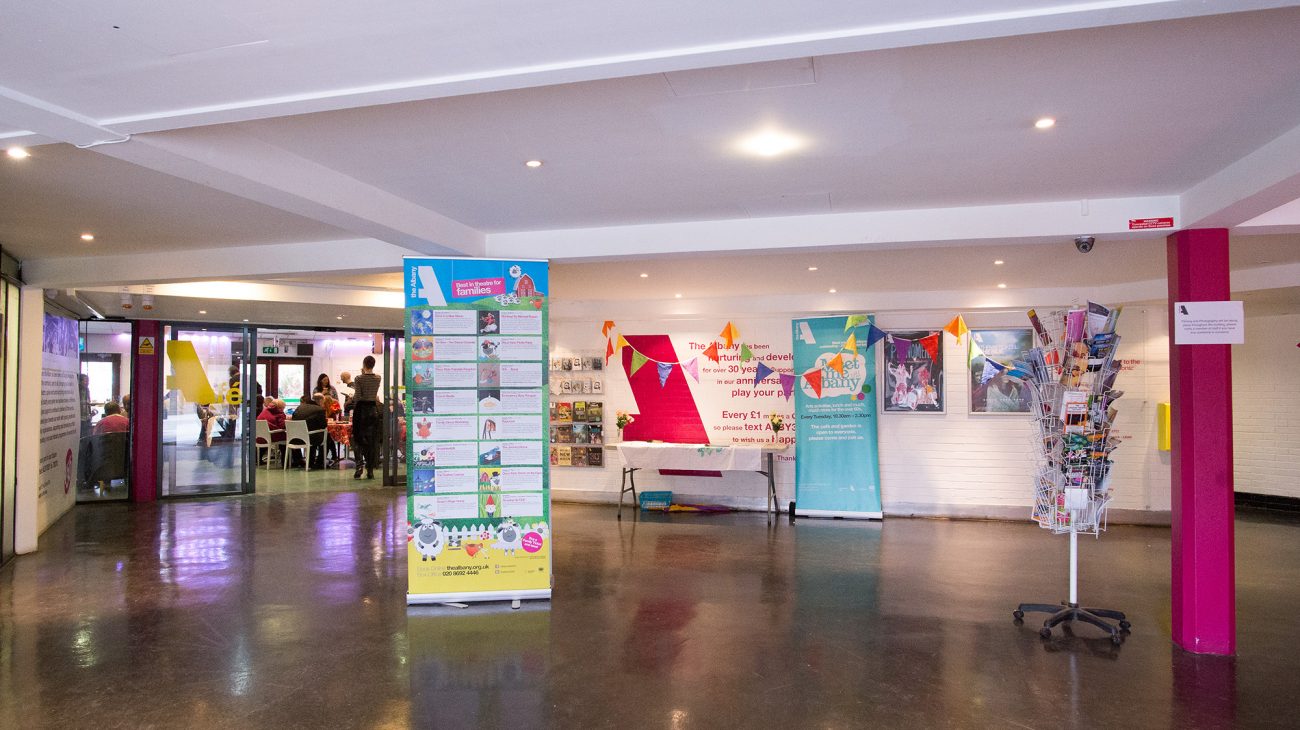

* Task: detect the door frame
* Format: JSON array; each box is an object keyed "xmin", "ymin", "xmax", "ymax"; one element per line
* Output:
[{"xmin": 382, "ymin": 331, "xmax": 405, "ymax": 487}]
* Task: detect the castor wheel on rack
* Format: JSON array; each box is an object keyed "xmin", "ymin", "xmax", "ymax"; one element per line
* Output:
[
  {"xmin": 1039, "ymin": 627, "xmax": 1052, "ymax": 639},
  {"xmin": 1111, "ymin": 633, "xmax": 1123, "ymax": 646},
  {"xmin": 1119, "ymin": 620, "xmax": 1132, "ymax": 631},
  {"xmin": 788, "ymin": 501, "xmax": 797, "ymax": 523},
  {"xmin": 1013, "ymin": 610, "xmax": 1025, "ymax": 620}
]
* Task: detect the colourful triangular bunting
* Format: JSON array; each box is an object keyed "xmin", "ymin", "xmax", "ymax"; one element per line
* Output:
[
  {"xmin": 703, "ymin": 342, "xmax": 720, "ymax": 363},
  {"xmin": 919, "ymin": 333, "xmax": 939, "ymax": 361},
  {"xmin": 602, "ymin": 320, "xmax": 615, "ymax": 337},
  {"xmin": 803, "ymin": 369, "xmax": 823, "ymax": 398},
  {"xmin": 720, "ymin": 322, "xmax": 739, "ymax": 349},
  {"xmin": 844, "ymin": 314, "xmax": 868, "ymax": 332},
  {"xmin": 683, "ymin": 358, "xmax": 699, "ymax": 382},
  {"xmin": 754, "ymin": 360, "xmax": 774, "ymax": 386},
  {"xmin": 844, "ymin": 332, "xmax": 857, "ymax": 353},
  {"xmin": 740, "ymin": 343, "xmax": 754, "ymax": 362},
  {"xmin": 630, "ymin": 350, "xmax": 649, "ymax": 375},
  {"xmin": 944, "ymin": 314, "xmax": 969, "ymax": 341},
  {"xmin": 828, "ymin": 353, "xmax": 845, "ymax": 375},
  {"xmin": 865, "ymin": 324, "xmax": 888, "ymax": 349},
  {"xmin": 893, "ymin": 336, "xmax": 911, "ymax": 364},
  {"xmin": 605, "ymin": 337, "xmax": 615, "ymax": 364},
  {"xmin": 657, "ymin": 362, "xmax": 673, "ymax": 387},
  {"xmin": 778, "ymin": 373, "xmax": 796, "ymax": 400},
  {"xmin": 616, "ymin": 334, "xmax": 630, "ymax": 351}
]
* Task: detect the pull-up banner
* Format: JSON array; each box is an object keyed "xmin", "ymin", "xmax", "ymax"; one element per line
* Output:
[
  {"xmin": 791, "ymin": 315, "xmax": 883, "ymax": 519},
  {"xmin": 404, "ymin": 257, "xmax": 552, "ymax": 605}
]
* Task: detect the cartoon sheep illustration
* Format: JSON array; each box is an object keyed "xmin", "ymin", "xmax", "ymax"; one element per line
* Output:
[
  {"xmin": 492, "ymin": 518, "xmax": 524, "ymax": 556},
  {"xmin": 410, "ymin": 519, "xmax": 445, "ymax": 562}
]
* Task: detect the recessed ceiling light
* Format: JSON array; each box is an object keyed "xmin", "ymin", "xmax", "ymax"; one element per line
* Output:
[
  {"xmin": 828, "ymin": 288, "xmax": 837, "ymax": 294},
  {"xmin": 994, "ymin": 260, "xmax": 1004, "ymax": 265},
  {"xmin": 198, "ymin": 310, "xmax": 207, "ymax": 314},
  {"xmin": 6, "ymin": 147, "xmax": 30, "ymax": 159},
  {"xmin": 639, "ymin": 273, "xmax": 648, "ymax": 278},
  {"xmin": 807, "ymin": 266, "xmax": 818, "ymax": 271},
  {"xmin": 524, "ymin": 160, "xmax": 543, "ymax": 168},
  {"xmin": 736, "ymin": 128, "xmax": 807, "ymax": 158},
  {"xmin": 674, "ymin": 293, "xmax": 682, "ymax": 299},
  {"xmin": 80, "ymin": 233, "xmax": 95, "ymax": 241},
  {"xmin": 1034, "ymin": 117, "xmax": 1056, "ymax": 130},
  {"xmin": 997, "ymin": 283, "xmax": 1007, "ymax": 289},
  {"xmin": 336, "ymin": 315, "xmax": 344, "ymax": 320},
  {"xmin": 243, "ymin": 319, "xmax": 249, "ymax": 323}
]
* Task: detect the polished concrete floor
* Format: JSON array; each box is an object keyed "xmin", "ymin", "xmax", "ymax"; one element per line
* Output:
[{"xmin": 2, "ymin": 496, "xmax": 1297, "ymax": 729}]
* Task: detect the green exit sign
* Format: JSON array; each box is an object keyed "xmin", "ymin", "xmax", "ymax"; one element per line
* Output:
[{"xmin": 262, "ymin": 346, "xmax": 279, "ymax": 355}]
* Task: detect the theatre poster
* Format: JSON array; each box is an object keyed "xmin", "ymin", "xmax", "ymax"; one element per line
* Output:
[{"xmin": 404, "ymin": 257, "xmax": 552, "ymax": 605}]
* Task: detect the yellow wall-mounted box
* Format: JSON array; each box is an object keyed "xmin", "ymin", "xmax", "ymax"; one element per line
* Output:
[{"xmin": 1157, "ymin": 402, "xmax": 1171, "ymax": 451}]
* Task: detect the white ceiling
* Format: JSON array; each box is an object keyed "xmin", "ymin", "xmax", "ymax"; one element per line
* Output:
[{"xmin": 2, "ymin": 1, "xmax": 1299, "ymax": 322}]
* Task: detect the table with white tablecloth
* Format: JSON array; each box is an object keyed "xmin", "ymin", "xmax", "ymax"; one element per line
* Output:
[{"xmin": 611, "ymin": 441, "xmax": 784, "ymax": 520}]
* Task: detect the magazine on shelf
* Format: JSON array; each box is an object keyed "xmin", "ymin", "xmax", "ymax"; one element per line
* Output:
[
  {"xmin": 556, "ymin": 424, "xmax": 573, "ymax": 443},
  {"xmin": 587, "ymin": 402, "xmax": 603, "ymax": 422},
  {"xmin": 587, "ymin": 447, "xmax": 604, "ymax": 467},
  {"xmin": 589, "ymin": 424, "xmax": 603, "ymax": 444},
  {"xmin": 570, "ymin": 448, "xmax": 587, "ymax": 467},
  {"xmin": 573, "ymin": 424, "xmax": 590, "ymax": 444},
  {"xmin": 556, "ymin": 445, "xmax": 571, "ymax": 465},
  {"xmin": 592, "ymin": 380, "xmax": 603, "ymax": 394},
  {"xmin": 555, "ymin": 401, "xmax": 573, "ymax": 422}
]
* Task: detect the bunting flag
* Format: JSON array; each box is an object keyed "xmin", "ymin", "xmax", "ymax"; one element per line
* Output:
[
  {"xmin": 682, "ymin": 358, "xmax": 699, "ymax": 382},
  {"xmin": 944, "ymin": 314, "xmax": 969, "ymax": 341},
  {"xmin": 703, "ymin": 341, "xmax": 720, "ymax": 363},
  {"xmin": 803, "ymin": 369, "xmax": 823, "ymax": 398},
  {"xmin": 827, "ymin": 353, "xmax": 845, "ymax": 375},
  {"xmin": 779, "ymin": 372, "xmax": 796, "ymax": 400},
  {"xmin": 980, "ymin": 357, "xmax": 1007, "ymax": 384},
  {"xmin": 919, "ymin": 333, "xmax": 940, "ymax": 361},
  {"xmin": 843, "ymin": 332, "xmax": 857, "ymax": 353},
  {"xmin": 739, "ymin": 343, "xmax": 754, "ymax": 362},
  {"xmin": 631, "ymin": 350, "xmax": 649, "ymax": 376},
  {"xmin": 754, "ymin": 360, "xmax": 774, "ymax": 386},
  {"xmin": 616, "ymin": 334, "xmax": 630, "ymax": 352},
  {"xmin": 844, "ymin": 314, "xmax": 869, "ymax": 332},
  {"xmin": 865, "ymin": 324, "xmax": 888, "ymax": 349},
  {"xmin": 601, "ymin": 321, "xmax": 615, "ymax": 337},
  {"xmin": 605, "ymin": 337, "xmax": 615, "ymax": 364},
  {"xmin": 893, "ymin": 336, "xmax": 911, "ymax": 364},
  {"xmin": 719, "ymin": 322, "xmax": 739, "ymax": 348},
  {"xmin": 657, "ymin": 362, "xmax": 673, "ymax": 387}
]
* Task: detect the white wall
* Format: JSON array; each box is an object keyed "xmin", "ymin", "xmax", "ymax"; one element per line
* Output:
[
  {"xmin": 1233, "ymin": 311, "xmax": 1300, "ymax": 497},
  {"xmin": 549, "ymin": 295, "xmax": 1176, "ymax": 521}
]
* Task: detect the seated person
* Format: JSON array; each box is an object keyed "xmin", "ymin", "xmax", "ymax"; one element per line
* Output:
[
  {"xmin": 94, "ymin": 401, "xmax": 130, "ymax": 435},
  {"xmin": 289, "ymin": 394, "xmax": 328, "ymax": 468},
  {"xmin": 257, "ymin": 398, "xmax": 287, "ymax": 463}
]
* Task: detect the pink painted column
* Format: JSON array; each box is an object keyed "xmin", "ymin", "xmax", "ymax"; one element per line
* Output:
[
  {"xmin": 1167, "ymin": 228, "xmax": 1235, "ymax": 655},
  {"xmin": 130, "ymin": 320, "xmax": 162, "ymax": 503}
]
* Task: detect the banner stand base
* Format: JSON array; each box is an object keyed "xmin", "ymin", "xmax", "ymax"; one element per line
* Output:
[
  {"xmin": 408, "ymin": 588, "xmax": 552, "ymax": 606},
  {"xmin": 790, "ymin": 504, "xmax": 883, "ymax": 521}
]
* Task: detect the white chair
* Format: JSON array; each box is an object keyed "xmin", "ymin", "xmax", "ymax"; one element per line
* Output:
[
  {"xmin": 284, "ymin": 419, "xmax": 326, "ymax": 471},
  {"xmin": 255, "ymin": 420, "xmax": 283, "ymax": 469}
]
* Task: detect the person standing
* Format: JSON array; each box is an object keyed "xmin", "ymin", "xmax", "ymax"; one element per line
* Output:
[
  {"xmin": 337, "ymin": 371, "xmax": 356, "ymax": 420},
  {"xmin": 350, "ymin": 357, "xmax": 382, "ymax": 479}
]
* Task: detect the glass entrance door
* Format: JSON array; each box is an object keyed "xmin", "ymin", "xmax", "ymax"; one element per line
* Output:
[
  {"xmin": 382, "ymin": 332, "xmax": 406, "ymax": 487},
  {"xmin": 161, "ymin": 326, "xmax": 252, "ymax": 496}
]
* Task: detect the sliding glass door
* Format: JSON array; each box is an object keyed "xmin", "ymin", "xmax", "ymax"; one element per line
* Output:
[
  {"xmin": 160, "ymin": 325, "xmax": 253, "ymax": 496},
  {"xmin": 382, "ymin": 332, "xmax": 406, "ymax": 487}
]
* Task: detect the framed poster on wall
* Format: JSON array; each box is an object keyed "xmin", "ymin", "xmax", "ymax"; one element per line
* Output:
[
  {"xmin": 882, "ymin": 330, "xmax": 944, "ymax": 413},
  {"xmin": 968, "ymin": 328, "xmax": 1033, "ymax": 414}
]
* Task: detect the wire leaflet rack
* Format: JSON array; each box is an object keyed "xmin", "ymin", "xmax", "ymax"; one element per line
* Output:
[{"xmin": 1011, "ymin": 306, "xmax": 1131, "ymax": 644}]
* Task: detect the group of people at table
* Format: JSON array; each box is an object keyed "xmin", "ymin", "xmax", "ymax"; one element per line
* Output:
[{"xmin": 255, "ymin": 355, "xmax": 384, "ymax": 479}]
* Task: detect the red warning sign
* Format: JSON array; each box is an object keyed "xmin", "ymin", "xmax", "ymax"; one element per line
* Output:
[{"xmin": 1129, "ymin": 217, "xmax": 1174, "ymax": 230}]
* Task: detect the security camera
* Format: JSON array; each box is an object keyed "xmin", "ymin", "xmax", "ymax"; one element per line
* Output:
[{"xmin": 1074, "ymin": 236, "xmax": 1095, "ymax": 253}]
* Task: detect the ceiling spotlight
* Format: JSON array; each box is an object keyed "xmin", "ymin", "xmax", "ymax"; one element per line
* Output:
[
  {"xmin": 639, "ymin": 273, "xmax": 648, "ymax": 278},
  {"xmin": 1034, "ymin": 117, "xmax": 1056, "ymax": 130},
  {"xmin": 994, "ymin": 260, "xmax": 1004, "ymax": 265},
  {"xmin": 198, "ymin": 310, "xmax": 207, "ymax": 314},
  {"xmin": 119, "ymin": 292, "xmax": 133, "ymax": 310},
  {"xmin": 243, "ymin": 319, "xmax": 249, "ymax": 323},
  {"xmin": 141, "ymin": 294, "xmax": 154, "ymax": 311},
  {"xmin": 336, "ymin": 315, "xmax": 344, "ymax": 320},
  {"xmin": 524, "ymin": 160, "xmax": 543, "ymax": 168},
  {"xmin": 6, "ymin": 147, "xmax": 30, "ymax": 159},
  {"xmin": 807, "ymin": 266, "xmax": 818, "ymax": 271},
  {"xmin": 674, "ymin": 293, "xmax": 682, "ymax": 299},
  {"xmin": 80, "ymin": 233, "xmax": 95, "ymax": 241},
  {"xmin": 828, "ymin": 288, "xmax": 837, "ymax": 294},
  {"xmin": 997, "ymin": 283, "xmax": 1007, "ymax": 289},
  {"xmin": 736, "ymin": 128, "xmax": 806, "ymax": 158}
]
